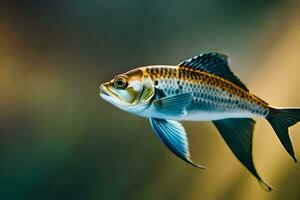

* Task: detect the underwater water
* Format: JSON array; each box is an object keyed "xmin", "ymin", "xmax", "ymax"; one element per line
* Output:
[{"xmin": 0, "ymin": 1, "xmax": 300, "ymax": 199}]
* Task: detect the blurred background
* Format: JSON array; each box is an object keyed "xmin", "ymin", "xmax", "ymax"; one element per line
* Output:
[{"xmin": 1, "ymin": 0, "xmax": 300, "ymax": 199}]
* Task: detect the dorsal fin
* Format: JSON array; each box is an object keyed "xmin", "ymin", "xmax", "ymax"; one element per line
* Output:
[{"xmin": 178, "ymin": 52, "xmax": 249, "ymax": 91}]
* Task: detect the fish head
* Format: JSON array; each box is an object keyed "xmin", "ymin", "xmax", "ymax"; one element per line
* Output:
[{"xmin": 100, "ymin": 68, "xmax": 155, "ymax": 111}]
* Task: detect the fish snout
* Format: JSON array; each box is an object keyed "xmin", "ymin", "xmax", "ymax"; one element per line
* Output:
[{"xmin": 99, "ymin": 83, "xmax": 109, "ymax": 97}]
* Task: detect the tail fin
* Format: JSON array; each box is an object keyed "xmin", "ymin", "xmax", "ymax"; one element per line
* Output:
[{"xmin": 266, "ymin": 106, "xmax": 300, "ymax": 162}]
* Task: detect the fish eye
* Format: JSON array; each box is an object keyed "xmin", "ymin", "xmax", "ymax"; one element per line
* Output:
[{"xmin": 113, "ymin": 76, "xmax": 128, "ymax": 90}]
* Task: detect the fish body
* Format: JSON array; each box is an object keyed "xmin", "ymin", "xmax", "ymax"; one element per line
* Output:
[
  {"xmin": 135, "ymin": 65, "xmax": 269, "ymax": 121},
  {"xmin": 100, "ymin": 52, "xmax": 300, "ymax": 191}
]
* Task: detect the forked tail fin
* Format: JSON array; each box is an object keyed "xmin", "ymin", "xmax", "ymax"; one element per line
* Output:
[{"xmin": 266, "ymin": 106, "xmax": 300, "ymax": 162}]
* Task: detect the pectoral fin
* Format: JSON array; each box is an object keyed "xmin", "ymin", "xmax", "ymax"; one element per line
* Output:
[
  {"xmin": 152, "ymin": 93, "xmax": 192, "ymax": 115},
  {"xmin": 213, "ymin": 118, "xmax": 272, "ymax": 191},
  {"xmin": 149, "ymin": 118, "xmax": 204, "ymax": 169}
]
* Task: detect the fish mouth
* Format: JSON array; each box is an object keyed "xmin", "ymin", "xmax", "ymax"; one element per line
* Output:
[
  {"xmin": 99, "ymin": 84, "xmax": 119, "ymax": 102},
  {"xmin": 99, "ymin": 84, "xmax": 109, "ymax": 97}
]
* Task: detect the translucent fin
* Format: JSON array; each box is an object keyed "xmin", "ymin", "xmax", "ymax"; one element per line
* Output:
[
  {"xmin": 266, "ymin": 106, "xmax": 300, "ymax": 162},
  {"xmin": 213, "ymin": 118, "xmax": 272, "ymax": 191},
  {"xmin": 152, "ymin": 93, "xmax": 192, "ymax": 115},
  {"xmin": 149, "ymin": 118, "xmax": 205, "ymax": 169},
  {"xmin": 178, "ymin": 52, "xmax": 248, "ymax": 91}
]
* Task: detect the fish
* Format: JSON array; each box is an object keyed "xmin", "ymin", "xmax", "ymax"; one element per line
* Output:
[{"xmin": 99, "ymin": 52, "xmax": 300, "ymax": 191}]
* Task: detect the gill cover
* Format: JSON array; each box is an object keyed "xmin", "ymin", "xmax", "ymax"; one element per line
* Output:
[{"xmin": 140, "ymin": 73, "xmax": 155, "ymax": 104}]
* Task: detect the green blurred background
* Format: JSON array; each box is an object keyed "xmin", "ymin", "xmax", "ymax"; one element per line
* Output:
[{"xmin": 1, "ymin": 0, "xmax": 300, "ymax": 199}]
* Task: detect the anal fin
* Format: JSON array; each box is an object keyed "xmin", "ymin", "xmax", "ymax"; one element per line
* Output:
[{"xmin": 213, "ymin": 118, "xmax": 272, "ymax": 191}]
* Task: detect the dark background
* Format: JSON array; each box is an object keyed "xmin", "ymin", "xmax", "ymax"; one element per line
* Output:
[{"xmin": 1, "ymin": 0, "xmax": 300, "ymax": 199}]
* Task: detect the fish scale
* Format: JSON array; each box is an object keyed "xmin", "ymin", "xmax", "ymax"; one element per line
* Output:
[{"xmin": 145, "ymin": 66, "xmax": 268, "ymax": 119}]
